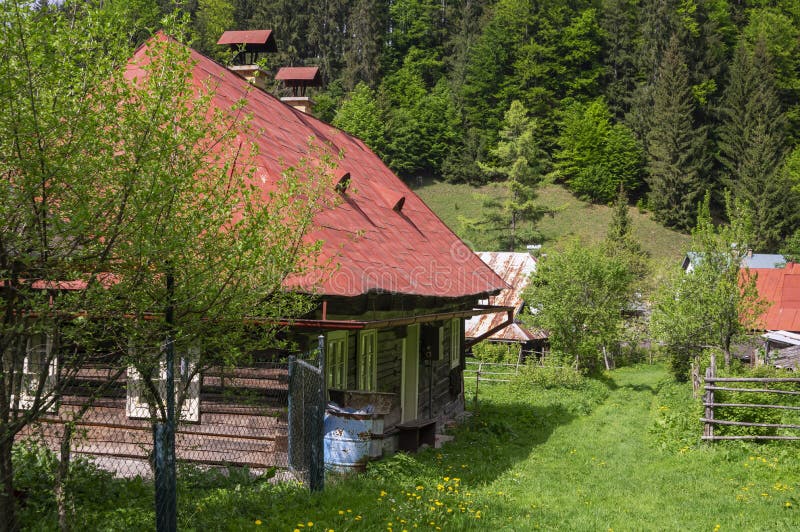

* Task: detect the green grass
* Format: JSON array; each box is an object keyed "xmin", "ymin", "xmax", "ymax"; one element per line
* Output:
[
  {"xmin": 19, "ymin": 364, "xmax": 800, "ymax": 530},
  {"xmin": 413, "ymin": 178, "xmax": 690, "ymax": 267}
]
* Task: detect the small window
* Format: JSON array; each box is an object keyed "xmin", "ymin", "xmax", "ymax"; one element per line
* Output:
[
  {"xmin": 357, "ymin": 330, "xmax": 378, "ymax": 391},
  {"xmin": 450, "ymin": 319, "xmax": 461, "ymax": 369},
  {"xmin": 126, "ymin": 342, "xmax": 201, "ymax": 422},
  {"xmin": 326, "ymin": 331, "xmax": 348, "ymax": 389},
  {"xmin": 19, "ymin": 333, "xmax": 58, "ymax": 411}
]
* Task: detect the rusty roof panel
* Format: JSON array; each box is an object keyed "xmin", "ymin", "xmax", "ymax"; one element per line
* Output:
[
  {"xmin": 465, "ymin": 252, "xmax": 545, "ymax": 341},
  {"xmin": 217, "ymin": 30, "xmax": 275, "ymax": 47},
  {"xmin": 126, "ymin": 36, "xmax": 507, "ymax": 300},
  {"xmin": 275, "ymin": 66, "xmax": 321, "ymax": 83},
  {"xmin": 749, "ymin": 264, "xmax": 800, "ymax": 332}
]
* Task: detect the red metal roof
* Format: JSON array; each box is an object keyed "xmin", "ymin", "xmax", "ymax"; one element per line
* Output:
[
  {"xmin": 465, "ymin": 252, "xmax": 546, "ymax": 341},
  {"xmin": 125, "ymin": 36, "xmax": 506, "ymax": 299},
  {"xmin": 275, "ymin": 67, "xmax": 321, "ymax": 83},
  {"xmin": 217, "ymin": 30, "xmax": 274, "ymax": 46},
  {"xmin": 749, "ymin": 263, "xmax": 800, "ymax": 332}
]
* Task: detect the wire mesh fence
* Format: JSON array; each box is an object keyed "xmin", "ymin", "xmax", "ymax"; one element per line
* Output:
[{"xmin": 4, "ymin": 340, "xmax": 327, "ymax": 529}]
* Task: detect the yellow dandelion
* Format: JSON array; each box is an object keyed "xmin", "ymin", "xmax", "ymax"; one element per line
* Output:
[
  {"xmin": 786, "ymin": 501, "xmax": 793, "ymax": 508},
  {"xmin": 254, "ymin": 520, "xmax": 262, "ymax": 526},
  {"xmin": 308, "ymin": 522, "xmax": 314, "ymax": 527},
  {"xmin": 338, "ymin": 510, "xmax": 344, "ymax": 515}
]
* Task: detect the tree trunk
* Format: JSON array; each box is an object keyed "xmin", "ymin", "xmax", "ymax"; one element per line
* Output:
[
  {"xmin": 55, "ymin": 423, "xmax": 73, "ymax": 532},
  {"xmin": 0, "ymin": 435, "xmax": 17, "ymax": 532}
]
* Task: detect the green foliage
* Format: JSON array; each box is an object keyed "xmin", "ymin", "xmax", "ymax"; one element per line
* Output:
[
  {"xmin": 712, "ymin": 365, "xmax": 800, "ymax": 438},
  {"xmin": 651, "ymin": 193, "xmax": 767, "ymax": 380},
  {"xmin": 193, "ymin": 0, "xmax": 234, "ymax": 59},
  {"xmin": 554, "ymin": 98, "xmax": 644, "ymax": 203},
  {"xmin": 645, "ymin": 35, "xmax": 710, "ymax": 231},
  {"xmin": 524, "ymin": 240, "xmax": 635, "ymax": 373},
  {"xmin": 717, "ymin": 37, "xmax": 797, "ymax": 251},
  {"xmin": 466, "ymin": 100, "xmax": 547, "ymax": 250},
  {"xmin": 470, "ymin": 342, "xmax": 519, "ymax": 364},
  {"xmin": 648, "ymin": 377, "xmax": 703, "ymax": 451},
  {"xmin": 332, "ymin": 82, "xmax": 387, "ymax": 154},
  {"xmin": 605, "ymin": 185, "xmax": 650, "ymax": 282}
]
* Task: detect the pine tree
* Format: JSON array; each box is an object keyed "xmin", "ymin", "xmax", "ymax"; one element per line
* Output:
[
  {"xmin": 606, "ymin": 185, "xmax": 648, "ymax": 281},
  {"xmin": 470, "ymin": 100, "xmax": 547, "ymax": 250},
  {"xmin": 717, "ymin": 38, "xmax": 795, "ymax": 251},
  {"xmin": 645, "ymin": 35, "xmax": 709, "ymax": 231},
  {"xmin": 599, "ymin": 0, "xmax": 639, "ymax": 119},
  {"xmin": 342, "ymin": 0, "xmax": 386, "ymax": 89}
]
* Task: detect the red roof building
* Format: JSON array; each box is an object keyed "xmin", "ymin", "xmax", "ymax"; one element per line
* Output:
[
  {"xmin": 126, "ymin": 37, "xmax": 505, "ymax": 303},
  {"xmin": 124, "ymin": 35, "xmax": 509, "ymax": 435},
  {"xmin": 749, "ymin": 263, "xmax": 800, "ymax": 332}
]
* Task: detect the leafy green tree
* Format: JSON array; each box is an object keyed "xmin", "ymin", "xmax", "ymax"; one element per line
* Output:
[
  {"xmin": 645, "ymin": 35, "xmax": 709, "ymax": 231},
  {"xmin": 717, "ymin": 38, "xmax": 796, "ymax": 251},
  {"xmin": 0, "ymin": 5, "xmax": 327, "ymax": 529},
  {"xmin": 467, "ymin": 100, "xmax": 547, "ymax": 250},
  {"xmin": 651, "ymin": 194, "xmax": 765, "ymax": 380},
  {"xmin": 524, "ymin": 240, "xmax": 635, "ymax": 373},
  {"xmin": 193, "ymin": 0, "xmax": 235, "ymax": 59},
  {"xmin": 553, "ymin": 98, "xmax": 644, "ymax": 203},
  {"xmin": 332, "ymin": 82, "xmax": 387, "ymax": 154}
]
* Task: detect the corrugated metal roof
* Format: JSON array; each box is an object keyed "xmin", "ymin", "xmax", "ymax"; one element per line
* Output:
[
  {"xmin": 125, "ymin": 36, "xmax": 507, "ymax": 300},
  {"xmin": 744, "ymin": 254, "xmax": 787, "ymax": 269},
  {"xmin": 465, "ymin": 252, "xmax": 546, "ymax": 342},
  {"xmin": 275, "ymin": 66, "xmax": 321, "ymax": 83},
  {"xmin": 749, "ymin": 263, "xmax": 800, "ymax": 332}
]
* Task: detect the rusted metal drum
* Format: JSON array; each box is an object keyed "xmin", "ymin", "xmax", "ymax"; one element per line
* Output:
[{"xmin": 323, "ymin": 411, "xmax": 373, "ymax": 473}]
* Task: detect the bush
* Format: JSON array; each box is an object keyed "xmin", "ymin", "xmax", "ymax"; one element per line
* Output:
[{"xmin": 471, "ymin": 342, "xmax": 520, "ymax": 364}]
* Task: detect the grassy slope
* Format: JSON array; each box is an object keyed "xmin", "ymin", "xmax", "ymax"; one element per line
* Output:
[{"xmin": 412, "ymin": 179, "xmax": 690, "ymax": 267}]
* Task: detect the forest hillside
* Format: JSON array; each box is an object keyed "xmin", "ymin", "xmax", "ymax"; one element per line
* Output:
[{"xmin": 119, "ymin": 1, "xmax": 800, "ymax": 254}]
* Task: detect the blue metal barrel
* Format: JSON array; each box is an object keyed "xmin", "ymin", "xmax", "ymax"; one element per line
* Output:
[{"xmin": 324, "ymin": 411, "xmax": 373, "ymax": 473}]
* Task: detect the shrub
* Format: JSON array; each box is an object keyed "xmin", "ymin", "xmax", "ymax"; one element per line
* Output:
[{"xmin": 471, "ymin": 342, "xmax": 520, "ymax": 364}]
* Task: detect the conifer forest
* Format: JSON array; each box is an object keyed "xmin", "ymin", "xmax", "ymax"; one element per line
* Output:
[{"xmin": 119, "ymin": 1, "xmax": 800, "ymax": 251}]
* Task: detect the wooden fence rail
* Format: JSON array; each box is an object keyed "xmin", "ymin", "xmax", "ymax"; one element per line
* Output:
[{"xmin": 702, "ymin": 371, "xmax": 800, "ymax": 442}]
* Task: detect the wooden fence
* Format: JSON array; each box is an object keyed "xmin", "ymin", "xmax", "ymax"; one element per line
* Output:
[{"xmin": 701, "ymin": 366, "xmax": 800, "ymax": 441}]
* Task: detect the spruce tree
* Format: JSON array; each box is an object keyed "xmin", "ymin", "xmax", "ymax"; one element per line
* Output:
[
  {"xmin": 606, "ymin": 185, "xmax": 648, "ymax": 282},
  {"xmin": 717, "ymin": 38, "xmax": 796, "ymax": 251},
  {"xmin": 645, "ymin": 35, "xmax": 709, "ymax": 231},
  {"xmin": 470, "ymin": 100, "xmax": 547, "ymax": 250}
]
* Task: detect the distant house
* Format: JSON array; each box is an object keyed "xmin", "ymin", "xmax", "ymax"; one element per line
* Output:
[
  {"xmin": 465, "ymin": 252, "xmax": 547, "ymax": 362},
  {"xmin": 749, "ymin": 263, "xmax": 800, "ymax": 333},
  {"xmin": 682, "ymin": 251, "xmax": 787, "ymax": 273}
]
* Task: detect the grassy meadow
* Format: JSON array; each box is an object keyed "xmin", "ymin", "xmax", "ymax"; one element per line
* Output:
[
  {"xmin": 17, "ymin": 364, "xmax": 800, "ymax": 530},
  {"xmin": 412, "ymin": 179, "xmax": 690, "ymax": 268}
]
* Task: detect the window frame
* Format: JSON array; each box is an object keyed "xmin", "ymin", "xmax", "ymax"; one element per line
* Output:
[
  {"xmin": 326, "ymin": 330, "xmax": 349, "ymax": 390},
  {"xmin": 450, "ymin": 318, "xmax": 462, "ymax": 369},
  {"xmin": 357, "ymin": 329, "xmax": 378, "ymax": 391}
]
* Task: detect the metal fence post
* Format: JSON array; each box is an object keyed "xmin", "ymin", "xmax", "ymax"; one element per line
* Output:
[
  {"xmin": 287, "ymin": 355, "xmax": 296, "ymax": 471},
  {"xmin": 309, "ymin": 335, "xmax": 325, "ymax": 492}
]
